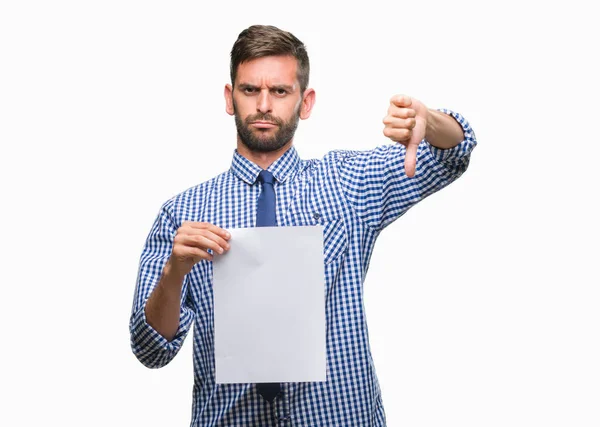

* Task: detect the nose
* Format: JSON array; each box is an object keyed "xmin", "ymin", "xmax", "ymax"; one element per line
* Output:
[{"xmin": 256, "ymin": 89, "xmax": 272, "ymax": 114}]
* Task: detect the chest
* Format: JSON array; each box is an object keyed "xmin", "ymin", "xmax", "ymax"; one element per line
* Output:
[{"xmin": 186, "ymin": 168, "xmax": 352, "ymax": 298}]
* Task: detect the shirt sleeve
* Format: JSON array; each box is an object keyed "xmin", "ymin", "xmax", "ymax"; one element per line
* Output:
[
  {"xmin": 337, "ymin": 109, "xmax": 477, "ymax": 231},
  {"xmin": 129, "ymin": 199, "xmax": 195, "ymax": 368}
]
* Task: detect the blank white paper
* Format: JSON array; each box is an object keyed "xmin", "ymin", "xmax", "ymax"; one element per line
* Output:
[{"xmin": 213, "ymin": 226, "xmax": 326, "ymax": 384}]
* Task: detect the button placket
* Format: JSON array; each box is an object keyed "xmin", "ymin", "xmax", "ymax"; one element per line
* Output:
[{"xmin": 274, "ymin": 383, "xmax": 291, "ymax": 426}]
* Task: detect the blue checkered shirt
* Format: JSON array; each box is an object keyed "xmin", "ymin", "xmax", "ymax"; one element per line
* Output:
[{"xmin": 130, "ymin": 109, "xmax": 477, "ymax": 426}]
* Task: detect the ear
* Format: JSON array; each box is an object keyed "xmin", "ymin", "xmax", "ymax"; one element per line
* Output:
[
  {"xmin": 299, "ymin": 88, "xmax": 316, "ymax": 120},
  {"xmin": 224, "ymin": 84, "xmax": 234, "ymax": 116}
]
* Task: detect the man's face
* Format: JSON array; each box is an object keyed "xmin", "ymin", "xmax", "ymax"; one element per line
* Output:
[
  {"xmin": 232, "ymin": 96, "xmax": 300, "ymax": 153},
  {"xmin": 225, "ymin": 55, "xmax": 314, "ymax": 153}
]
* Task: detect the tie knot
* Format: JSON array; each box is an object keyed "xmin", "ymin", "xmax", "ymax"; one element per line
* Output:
[{"xmin": 258, "ymin": 170, "xmax": 275, "ymax": 186}]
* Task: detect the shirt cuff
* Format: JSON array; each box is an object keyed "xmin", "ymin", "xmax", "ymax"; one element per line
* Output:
[
  {"xmin": 129, "ymin": 299, "xmax": 194, "ymax": 368},
  {"xmin": 425, "ymin": 108, "xmax": 477, "ymax": 164}
]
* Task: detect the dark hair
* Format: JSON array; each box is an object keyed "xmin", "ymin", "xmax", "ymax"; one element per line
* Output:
[{"xmin": 230, "ymin": 25, "xmax": 310, "ymax": 93}]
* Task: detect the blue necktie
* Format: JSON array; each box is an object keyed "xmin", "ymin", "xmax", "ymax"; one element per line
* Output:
[
  {"xmin": 255, "ymin": 170, "xmax": 281, "ymax": 402},
  {"xmin": 256, "ymin": 170, "xmax": 277, "ymax": 227}
]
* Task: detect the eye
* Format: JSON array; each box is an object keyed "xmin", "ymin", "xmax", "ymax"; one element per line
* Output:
[
  {"xmin": 273, "ymin": 88, "xmax": 288, "ymax": 96},
  {"xmin": 243, "ymin": 87, "xmax": 256, "ymax": 94}
]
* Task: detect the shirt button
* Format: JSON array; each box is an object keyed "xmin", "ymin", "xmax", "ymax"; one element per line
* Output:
[{"xmin": 313, "ymin": 213, "xmax": 321, "ymax": 220}]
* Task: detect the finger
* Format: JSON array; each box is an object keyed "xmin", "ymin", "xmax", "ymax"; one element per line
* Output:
[
  {"xmin": 404, "ymin": 143, "xmax": 418, "ymax": 178},
  {"xmin": 383, "ymin": 127, "xmax": 412, "ymax": 142},
  {"xmin": 390, "ymin": 94, "xmax": 412, "ymax": 108},
  {"xmin": 201, "ymin": 230, "xmax": 231, "ymax": 251},
  {"xmin": 172, "ymin": 245, "xmax": 214, "ymax": 262},
  {"xmin": 382, "ymin": 116, "xmax": 416, "ymax": 129},
  {"xmin": 182, "ymin": 222, "xmax": 231, "ymax": 240},
  {"xmin": 177, "ymin": 233, "xmax": 228, "ymax": 254},
  {"xmin": 387, "ymin": 104, "xmax": 417, "ymax": 119},
  {"xmin": 178, "ymin": 228, "xmax": 231, "ymax": 251},
  {"xmin": 187, "ymin": 247, "xmax": 214, "ymax": 262}
]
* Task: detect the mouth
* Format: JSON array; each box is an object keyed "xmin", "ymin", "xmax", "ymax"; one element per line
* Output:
[{"xmin": 250, "ymin": 121, "xmax": 278, "ymax": 129}]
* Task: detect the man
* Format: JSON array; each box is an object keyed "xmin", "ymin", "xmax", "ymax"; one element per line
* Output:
[{"xmin": 130, "ymin": 24, "xmax": 477, "ymax": 426}]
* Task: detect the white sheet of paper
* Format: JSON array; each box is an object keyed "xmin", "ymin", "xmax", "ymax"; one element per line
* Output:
[{"xmin": 213, "ymin": 226, "xmax": 326, "ymax": 384}]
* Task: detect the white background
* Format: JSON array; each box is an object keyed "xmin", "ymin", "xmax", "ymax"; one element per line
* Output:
[{"xmin": 1, "ymin": 1, "xmax": 598, "ymax": 426}]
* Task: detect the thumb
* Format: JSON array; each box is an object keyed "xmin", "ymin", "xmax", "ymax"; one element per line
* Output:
[
  {"xmin": 404, "ymin": 141, "xmax": 418, "ymax": 178},
  {"xmin": 403, "ymin": 118, "xmax": 426, "ymax": 177}
]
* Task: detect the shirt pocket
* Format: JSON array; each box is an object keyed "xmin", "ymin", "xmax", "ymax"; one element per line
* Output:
[{"xmin": 285, "ymin": 211, "xmax": 348, "ymax": 265}]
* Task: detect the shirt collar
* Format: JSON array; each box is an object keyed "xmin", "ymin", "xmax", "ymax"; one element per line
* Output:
[{"xmin": 230, "ymin": 146, "xmax": 301, "ymax": 185}]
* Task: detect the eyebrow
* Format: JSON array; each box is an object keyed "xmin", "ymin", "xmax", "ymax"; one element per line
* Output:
[
  {"xmin": 238, "ymin": 83, "xmax": 295, "ymax": 92},
  {"xmin": 271, "ymin": 84, "xmax": 294, "ymax": 92}
]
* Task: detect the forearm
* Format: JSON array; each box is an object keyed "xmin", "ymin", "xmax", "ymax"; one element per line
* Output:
[
  {"xmin": 425, "ymin": 109, "xmax": 465, "ymax": 149},
  {"xmin": 144, "ymin": 261, "xmax": 185, "ymax": 342}
]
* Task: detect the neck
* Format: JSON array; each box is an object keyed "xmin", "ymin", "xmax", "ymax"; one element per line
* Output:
[{"xmin": 236, "ymin": 138, "xmax": 294, "ymax": 170}]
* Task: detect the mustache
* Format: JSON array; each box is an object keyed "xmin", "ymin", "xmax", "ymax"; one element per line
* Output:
[{"xmin": 245, "ymin": 113, "xmax": 283, "ymax": 126}]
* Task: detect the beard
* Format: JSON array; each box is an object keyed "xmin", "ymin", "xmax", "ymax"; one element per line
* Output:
[{"xmin": 233, "ymin": 100, "xmax": 300, "ymax": 153}]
